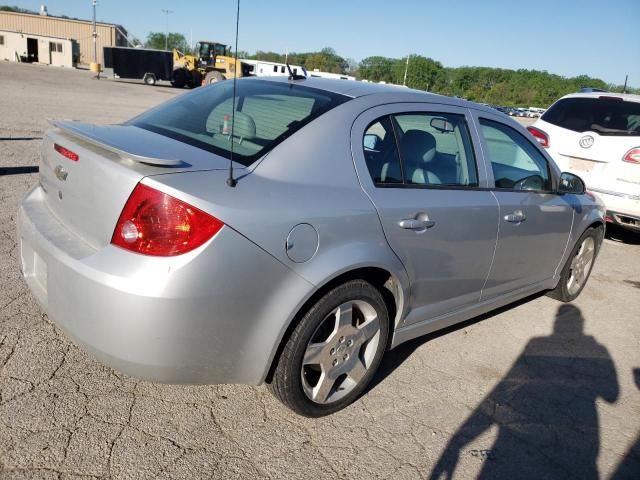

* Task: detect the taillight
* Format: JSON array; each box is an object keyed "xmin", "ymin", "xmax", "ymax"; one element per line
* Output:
[
  {"xmin": 526, "ymin": 126, "xmax": 549, "ymax": 148},
  {"xmin": 623, "ymin": 147, "xmax": 640, "ymax": 164},
  {"xmin": 111, "ymin": 183, "xmax": 224, "ymax": 256},
  {"xmin": 54, "ymin": 143, "xmax": 79, "ymax": 161}
]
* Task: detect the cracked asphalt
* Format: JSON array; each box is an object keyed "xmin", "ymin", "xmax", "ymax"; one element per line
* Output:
[{"xmin": 1, "ymin": 62, "xmax": 639, "ymax": 479}]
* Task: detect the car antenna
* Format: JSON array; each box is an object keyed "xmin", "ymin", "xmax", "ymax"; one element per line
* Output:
[
  {"xmin": 286, "ymin": 63, "xmax": 306, "ymax": 81},
  {"xmin": 226, "ymin": 0, "xmax": 241, "ymax": 188}
]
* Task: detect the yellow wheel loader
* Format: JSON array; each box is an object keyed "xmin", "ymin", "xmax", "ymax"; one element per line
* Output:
[{"xmin": 171, "ymin": 41, "xmax": 247, "ymax": 88}]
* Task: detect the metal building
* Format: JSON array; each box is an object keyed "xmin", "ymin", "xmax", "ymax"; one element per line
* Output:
[
  {"xmin": 0, "ymin": 10, "xmax": 127, "ymax": 66},
  {"xmin": 0, "ymin": 29, "xmax": 77, "ymax": 67}
]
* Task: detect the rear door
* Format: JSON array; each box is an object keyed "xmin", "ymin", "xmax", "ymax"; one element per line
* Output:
[
  {"xmin": 352, "ymin": 103, "xmax": 499, "ymax": 325},
  {"xmin": 472, "ymin": 112, "xmax": 573, "ymax": 297},
  {"xmin": 537, "ymin": 96, "xmax": 640, "ymax": 195}
]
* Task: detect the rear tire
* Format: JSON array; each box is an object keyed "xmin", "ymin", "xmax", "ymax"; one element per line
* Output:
[
  {"xmin": 547, "ymin": 226, "xmax": 602, "ymax": 302},
  {"xmin": 204, "ymin": 70, "xmax": 224, "ymax": 85},
  {"xmin": 268, "ymin": 280, "xmax": 389, "ymax": 417},
  {"xmin": 143, "ymin": 73, "xmax": 156, "ymax": 86}
]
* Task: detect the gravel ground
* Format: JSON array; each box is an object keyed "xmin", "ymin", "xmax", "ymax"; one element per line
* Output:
[{"xmin": 1, "ymin": 62, "xmax": 639, "ymax": 479}]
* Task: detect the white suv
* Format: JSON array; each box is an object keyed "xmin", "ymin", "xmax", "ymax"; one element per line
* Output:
[{"xmin": 529, "ymin": 93, "xmax": 640, "ymax": 232}]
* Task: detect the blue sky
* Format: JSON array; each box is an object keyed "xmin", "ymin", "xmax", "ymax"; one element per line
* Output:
[{"xmin": 13, "ymin": 0, "xmax": 640, "ymax": 87}]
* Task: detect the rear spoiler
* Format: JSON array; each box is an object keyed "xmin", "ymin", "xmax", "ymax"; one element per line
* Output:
[{"xmin": 48, "ymin": 119, "xmax": 187, "ymax": 167}]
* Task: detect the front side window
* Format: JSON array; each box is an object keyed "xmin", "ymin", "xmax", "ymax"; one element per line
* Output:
[
  {"xmin": 132, "ymin": 79, "xmax": 349, "ymax": 166},
  {"xmin": 0, "ymin": 35, "xmax": 4, "ymax": 46},
  {"xmin": 363, "ymin": 116, "xmax": 402, "ymax": 184},
  {"xmin": 480, "ymin": 118, "xmax": 552, "ymax": 191},
  {"xmin": 394, "ymin": 113, "xmax": 478, "ymax": 187}
]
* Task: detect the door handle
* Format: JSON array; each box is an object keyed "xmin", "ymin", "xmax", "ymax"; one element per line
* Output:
[
  {"xmin": 504, "ymin": 210, "xmax": 526, "ymax": 223},
  {"xmin": 398, "ymin": 218, "xmax": 436, "ymax": 231}
]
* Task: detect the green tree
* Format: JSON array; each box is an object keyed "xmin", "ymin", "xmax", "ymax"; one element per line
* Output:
[
  {"xmin": 404, "ymin": 55, "xmax": 443, "ymax": 91},
  {"xmin": 145, "ymin": 32, "xmax": 189, "ymax": 52}
]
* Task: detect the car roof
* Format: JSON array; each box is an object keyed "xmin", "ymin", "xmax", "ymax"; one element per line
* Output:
[
  {"xmin": 558, "ymin": 92, "xmax": 640, "ymax": 103},
  {"xmin": 252, "ymin": 76, "xmax": 498, "ymax": 115}
]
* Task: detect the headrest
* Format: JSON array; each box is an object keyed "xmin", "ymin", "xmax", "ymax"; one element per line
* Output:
[
  {"xmin": 228, "ymin": 111, "xmax": 256, "ymax": 140},
  {"xmin": 401, "ymin": 129, "xmax": 436, "ymax": 165},
  {"xmin": 207, "ymin": 109, "xmax": 256, "ymax": 140}
]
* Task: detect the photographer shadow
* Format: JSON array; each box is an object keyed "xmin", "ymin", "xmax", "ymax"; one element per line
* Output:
[{"xmin": 428, "ymin": 304, "xmax": 619, "ymax": 480}]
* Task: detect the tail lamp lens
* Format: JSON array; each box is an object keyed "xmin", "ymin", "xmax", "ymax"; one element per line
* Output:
[
  {"xmin": 54, "ymin": 143, "xmax": 79, "ymax": 161},
  {"xmin": 623, "ymin": 148, "xmax": 640, "ymax": 164},
  {"xmin": 526, "ymin": 126, "xmax": 550, "ymax": 148},
  {"xmin": 111, "ymin": 183, "xmax": 224, "ymax": 256}
]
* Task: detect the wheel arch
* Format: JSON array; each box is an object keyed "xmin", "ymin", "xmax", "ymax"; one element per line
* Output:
[{"xmin": 264, "ymin": 265, "xmax": 406, "ymax": 384}]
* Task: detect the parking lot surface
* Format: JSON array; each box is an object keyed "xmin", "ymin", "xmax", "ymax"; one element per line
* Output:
[{"xmin": 1, "ymin": 62, "xmax": 639, "ymax": 479}]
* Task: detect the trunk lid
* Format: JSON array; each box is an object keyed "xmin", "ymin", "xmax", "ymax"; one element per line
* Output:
[
  {"xmin": 540, "ymin": 120, "xmax": 640, "ymax": 195},
  {"xmin": 39, "ymin": 121, "xmax": 240, "ymax": 249}
]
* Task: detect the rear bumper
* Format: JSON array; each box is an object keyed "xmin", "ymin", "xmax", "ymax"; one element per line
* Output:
[
  {"xmin": 590, "ymin": 188, "xmax": 640, "ymax": 231},
  {"xmin": 18, "ymin": 185, "xmax": 313, "ymax": 385}
]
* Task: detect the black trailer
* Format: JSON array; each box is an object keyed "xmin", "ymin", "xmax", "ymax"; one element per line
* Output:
[{"xmin": 103, "ymin": 46, "xmax": 173, "ymax": 86}]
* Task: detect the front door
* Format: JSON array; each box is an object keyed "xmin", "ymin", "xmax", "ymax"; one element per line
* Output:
[
  {"xmin": 27, "ymin": 38, "xmax": 38, "ymax": 63},
  {"xmin": 352, "ymin": 104, "xmax": 499, "ymax": 325},
  {"xmin": 474, "ymin": 114, "xmax": 573, "ymax": 297}
]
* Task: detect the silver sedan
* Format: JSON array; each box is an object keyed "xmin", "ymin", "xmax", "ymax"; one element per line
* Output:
[{"xmin": 18, "ymin": 77, "xmax": 605, "ymax": 416}]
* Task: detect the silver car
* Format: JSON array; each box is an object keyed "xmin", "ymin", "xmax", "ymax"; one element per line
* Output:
[{"xmin": 18, "ymin": 77, "xmax": 605, "ymax": 416}]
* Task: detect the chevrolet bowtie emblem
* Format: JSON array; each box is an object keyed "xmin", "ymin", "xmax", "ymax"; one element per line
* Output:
[{"xmin": 54, "ymin": 165, "xmax": 68, "ymax": 181}]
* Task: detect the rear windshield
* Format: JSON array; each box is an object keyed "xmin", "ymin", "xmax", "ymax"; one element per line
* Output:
[
  {"xmin": 131, "ymin": 79, "xmax": 350, "ymax": 166},
  {"xmin": 541, "ymin": 97, "xmax": 640, "ymax": 136}
]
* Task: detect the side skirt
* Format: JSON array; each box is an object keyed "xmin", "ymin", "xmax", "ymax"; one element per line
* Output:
[{"xmin": 390, "ymin": 279, "xmax": 555, "ymax": 349}]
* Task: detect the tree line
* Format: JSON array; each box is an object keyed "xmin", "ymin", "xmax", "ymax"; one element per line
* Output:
[{"xmin": 231, "ymin": 42, "xmax": 640, "ymax": 107}]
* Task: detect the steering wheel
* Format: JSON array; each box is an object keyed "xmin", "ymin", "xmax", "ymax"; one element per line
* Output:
[{"xmin": 513, "ymin": 174, "xmax": 544, "ymax": 191}]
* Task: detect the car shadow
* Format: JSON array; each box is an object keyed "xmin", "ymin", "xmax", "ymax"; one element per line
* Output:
[
  {"xmin": 425, "ymin": 304, "xmax": 619, "ymax": 479},
  {"xmin": 605, "ymin": 224, "xmax": 640, "ymax": 245},
  {"xmin": 367, "ymin": 292, "xmax": 546, "ymax": 394},
  {"xmin": 0, "ymin": 166, "xmax": 39, "ymax": 176},
  {"xmin": 0, "ymin": 137, "xmax": 42, "ymax": 141}
]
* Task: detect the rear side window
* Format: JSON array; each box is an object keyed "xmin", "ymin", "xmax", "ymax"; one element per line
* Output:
[
  {"xmin": 394, "ymin": 113, "xmax": 478, "ymax": 187},
  {"xmin": 362, "ymin": 113, "xmax": 478, "ymax": 188},
  {"xmin": 131, "ymin": 79, "xmax": 349, "ymax": 166},
  {"xmin": 480, "ymin": 119, "xmax": 552, "ymax": 191},
  {"xmin": 542, "ymin": 97, "xmax": 640, "ymax": 136},
  {"xmin": 363, "ymin": 116, "xmax": 403, "ymax": 185}
]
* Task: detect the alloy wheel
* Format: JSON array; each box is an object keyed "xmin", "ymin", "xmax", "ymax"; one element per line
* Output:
[
  {"xmin": 301, "ymin": 300, "xmax": 381, "ymax": 404},
  {"xmin": 567, "ymin": 236, "xmax": 595, "ymax": 295}
]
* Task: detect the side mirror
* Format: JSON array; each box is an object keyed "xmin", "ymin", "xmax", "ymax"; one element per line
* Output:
[
  {"xmin": 558, "ymin": 172, "xmax": 586, "ymax": 194},
  {"xmin": 363, "ymin": 133, "xmax": 382, "ymax": 150},
  {"xmin": 430, "ymin": 117, "xmax": 454, "ymax": 133}
]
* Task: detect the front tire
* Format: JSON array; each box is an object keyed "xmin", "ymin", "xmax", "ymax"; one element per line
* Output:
[
  {"xmin": 547, "ymin": 226, "xmax": 602, "ymax": 302},
  {"xmin": 171, "ymin": 68, "xmax": 187, "ymax": 88},
  {"xmin": 268, "ymin": 280, "xmax": 389, "ymax": 417}
]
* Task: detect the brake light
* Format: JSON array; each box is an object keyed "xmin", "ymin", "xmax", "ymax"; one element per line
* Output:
[
  {"xmin": 599, "ymin": 96, "xmax": 623, "ymax": 101},
  {"xmin": 623, "ymin": 147, "xmax": 640, "ymax": 164},
  {"xmin": 526, "ymin": 126, "xmax": 549, "ymax": 148},
  {"xmin": 54, "ymin": 143, "xmax": 79, "ymax": 161},
  {"xmin": 111, "ymin": 183, "xmax": 224, "ymax": 256}
]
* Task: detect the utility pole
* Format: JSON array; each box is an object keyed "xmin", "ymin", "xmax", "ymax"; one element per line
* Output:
[
  {"xmin": 403, "ymin": 55, "xmax": 409, "ymax": 86},
  {"xmin": 623, "ymin": 74, "xmax": 628, "ymax": 94},
  {"xmin": 92, "ymin": 0, "xmax": 99, "ymax": 79},
  {"xmin": 161, "ymin": 9, "xmax": 173, "ymax": 50}
]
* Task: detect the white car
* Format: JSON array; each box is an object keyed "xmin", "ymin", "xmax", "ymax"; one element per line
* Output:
[{"xmin": 529, "ymin": 92, "xmax": 640, "ymax": 232}]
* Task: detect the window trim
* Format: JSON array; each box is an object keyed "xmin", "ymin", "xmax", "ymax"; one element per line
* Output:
[
  {"xmin": 477, "ymin": 116, "xmax": 557, "ymax": 194},
  {"xmin": 364, "ymin": 111, "xmax": 481, "ymax": 190}
]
